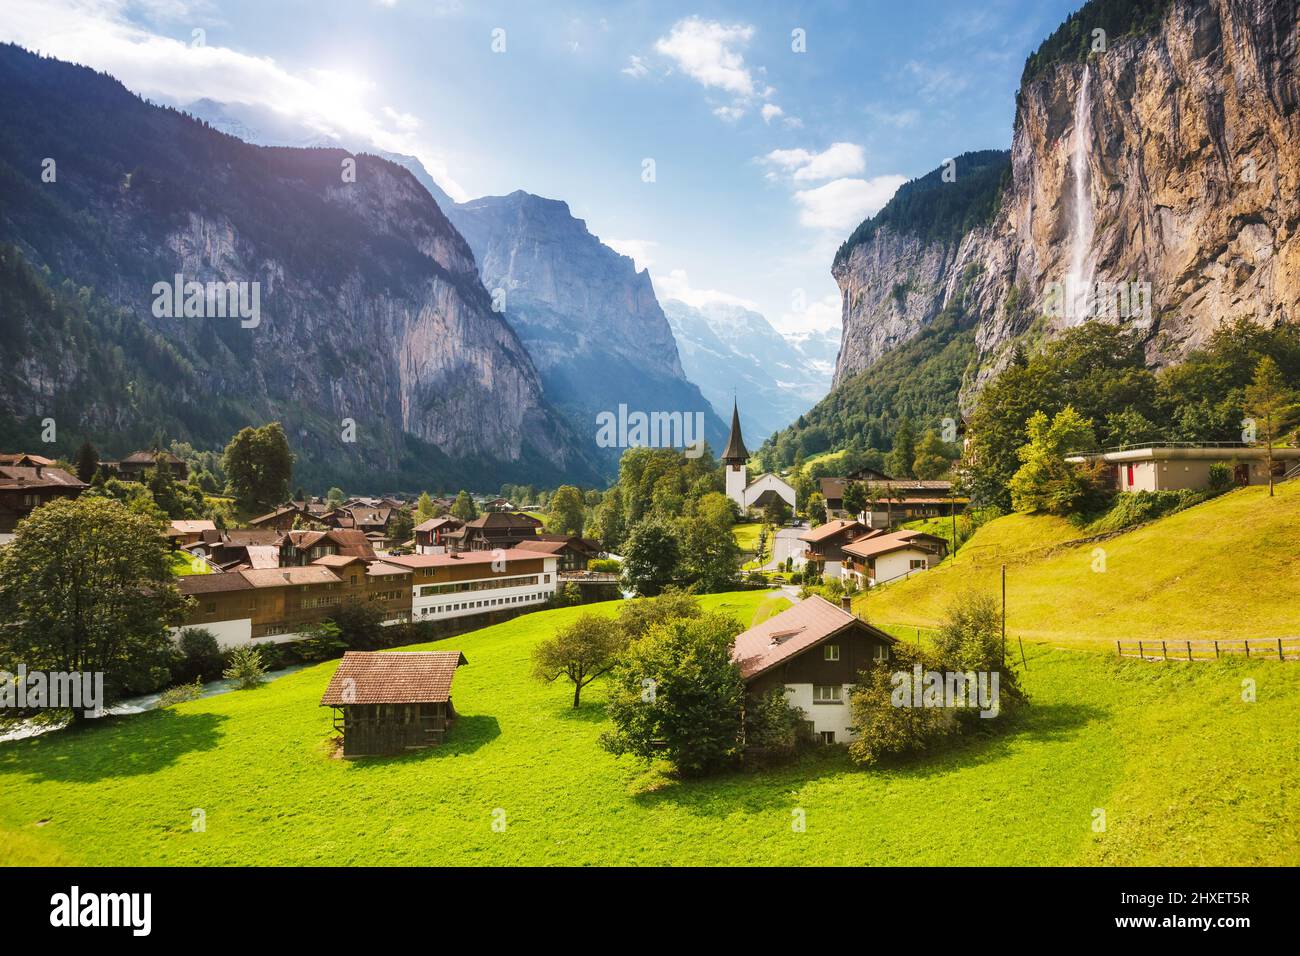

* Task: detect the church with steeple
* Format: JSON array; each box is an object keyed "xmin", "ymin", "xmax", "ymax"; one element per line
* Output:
[{"xmin": 722, "ymin": 401, "xmax": 797, "ymax": 514}]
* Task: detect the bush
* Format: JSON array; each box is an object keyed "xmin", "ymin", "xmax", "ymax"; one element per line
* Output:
[
  {"xmin": 616, "ymin": 588, "xmax": 701, "ymax": 642},
  {"xmin": 743, "ymin": 687, "xmax": 808, "ymax": 762},
  {"xmin": 171, "ymin": 628, "xmax": 225, "ymax": 684},
  {"xmin": 1208, "ymin": 461, "xmax": 1233, "ymax": 492},
  {"xmin": 157, "ymin": 679, "xmax": 203, "ymax": 707},
  {"xmin": 847, "ymin": 643, "xmax": 959, "ymax": 766},
  {"xmin": 223, "ymin": 645, "xmax": 268, "ymax": 689},
  {"xmin": 297, "ymin": 621, "xmax": 347, "ymax": 662},
  {"xmin": 1085, "ymin": 489, "xmax": 1217, "ymax": 535},
  {"xmin": 588, "ymin": 558, "xmax": 621, "ymax": 574}
]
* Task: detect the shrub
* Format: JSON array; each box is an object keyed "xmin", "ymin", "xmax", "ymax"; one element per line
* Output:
[
  {"xmin": 588, "ymin": 558, "xmax": 621, "ymax": 574},
  {"xmin": 171, "ymin": 628, "xmax": 225, "ymax": 684},
  {"xmin": 223, "ymin": 645, "xmax": 268, "ymax": 689},
  {"xmin": 743, "ymin": 687, "xmax": 808, "ymax": 761},
  {"xmin": 1208, "ymin": 461, "xmax": 1233, "ymax": 492},
  {"xmin": 297, "ymin": 621, "xmax": 347, "ymax": 662},
  {"xmin": 847, "ymin": 643, "xmax": 959, "ymax": 766},
  {"xmin": 157, "ymin": 679, "xmax": 203, "ymax": 707},
  {"xmin": 616, "ymin": 588, "xmax": 701, "ymax": 642}
]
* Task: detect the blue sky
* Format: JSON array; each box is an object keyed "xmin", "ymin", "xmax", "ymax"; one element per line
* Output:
[{"xmin": 1, "ymin": 0, "xmax": 1081, "ymax": 332}]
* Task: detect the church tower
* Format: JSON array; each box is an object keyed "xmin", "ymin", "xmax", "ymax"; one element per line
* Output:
[{"xmin": 722, "ymin": 400, "xmax": 749, "ymax": 508}]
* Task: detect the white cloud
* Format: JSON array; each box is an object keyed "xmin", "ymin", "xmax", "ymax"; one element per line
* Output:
[
  {"xmin": 0, "ymin": 0, "xmax": 471, "ymax": 200},
  {"xmin": 864, "ymin": 104, "xmax": 920, "ymax": 129},
  {"xmin": 760, "ymin": 103, "xmax": 783, "ymax": 123},
  {"xmin": 792, "ymin": 176, "xmax": 907, "ymax": 231},
  {"xmin": 762, "ymin": 142, "xmax": 866, "ymax": 182},
  {"xmin": 775, "ymin": 291, "xmax": 842, "ymax": 334},
  {"xmin": 653, "ymin": 17, "xmax": 756, "ymax": 97},
  {"xmin": 652, "ymin": 269, "xmax": 759, "ymax": 311},
  {"xmin": 621, "ymin": 54, "xmax": 649, "ymax": 78},
  {"xmin": 712, "ymin": 104, "xmax": 746, "ymax": 122},
  {"xmin": 603, "ymin": 238, "xmax": 657, "ymax": 271}
]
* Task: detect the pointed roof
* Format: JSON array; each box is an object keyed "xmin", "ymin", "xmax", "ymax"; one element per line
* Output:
[{"xmin": 722, "ymin": 400, "xmax": 749, "ymax": 463}]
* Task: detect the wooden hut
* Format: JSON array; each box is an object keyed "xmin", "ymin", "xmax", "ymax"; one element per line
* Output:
[{"xmin": 320, "ymin": 651, "xmax": 467, "ymax": 757}]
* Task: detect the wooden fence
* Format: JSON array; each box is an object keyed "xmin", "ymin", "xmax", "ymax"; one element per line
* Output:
[{"xmin": 1115, "ymin": 637, "xmax": 1300, "ymax": 662}]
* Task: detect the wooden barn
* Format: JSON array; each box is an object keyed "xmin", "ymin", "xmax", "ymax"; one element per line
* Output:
[{"xmin": 320, "ymin": 651, "xmax": 467, "ymax": 757}]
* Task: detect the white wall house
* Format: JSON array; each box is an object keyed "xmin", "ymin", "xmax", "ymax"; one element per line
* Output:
[{"xmin": 386, "ymin": 549, "xmax": 559, "ymax": 623}]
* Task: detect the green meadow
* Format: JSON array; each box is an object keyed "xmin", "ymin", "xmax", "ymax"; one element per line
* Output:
[{"xmin": 3, "ymin": 589, "xmax": 1298, "ymax": 866}]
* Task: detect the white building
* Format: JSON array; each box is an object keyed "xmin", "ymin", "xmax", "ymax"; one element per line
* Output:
[
  {"xmin": 840, "ymin": 529, "xmax": 947, "ymax": 589},
  {"xmin": 385, "ymin": 548, "xmax": 559, "ymax": 623},
  {"xmin": 722, "ymin": 401, "xmax": 796, "ymax": 514}
]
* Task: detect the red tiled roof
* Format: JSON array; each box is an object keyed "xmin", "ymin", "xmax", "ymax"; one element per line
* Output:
[
  {"xmin": 842, "ymin": 529, "xmax": 944, "ymax": 560},
  {"xmin": 730, "ymin": 595, "xmax": 893, "ymax": 681},
  {"xmin": 319, "ymin": 650, "xmax": 468, "ymax": 705}
]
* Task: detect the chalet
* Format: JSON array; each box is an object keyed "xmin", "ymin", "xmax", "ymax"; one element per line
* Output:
[
  {"xmin": 321, "ymin": 650, "xmax": 468, "ymax": 757},
  {"xmin": 248, "ymin": 504, "xmax": 303, "ymax": 532},
  {"xmin": 516, "ymin": 534, "xmax": 603, "ymax": 572},
  {"xmin": 0, "ymin": 461, "xmax": 87, "ymax": 542},
  {"xmin": 798, "ymin": 519, "xmax": 874, "ymax": 578},
  {"xmin": 822, "ymin": 474, "xmax": 965, "ymax": 526},
  {"xmin": 841, "ymin": 529, "xmax": 947, "ymax": 589},
  {"xmin": 385, "ymin": 548, "xmax": 558, "ymax": 623},
  {"xmin": 279, "ymin": 528, "xmax": 375, "ymax": 566},
  {"xmin": 310, "ymin": 555, "xmax": 412, "ymax": 624},
  {"xmin": 167, "ymin": 519, "xmax": 217, "ymax": 547},
  {"xmin": 1065, "ymin": 443, "xmax": 1300, "ymax": 492},
  {"xmin": 444, "ymin": 511, "xmax": 542, "ymax": 552},
  {"xmin": 107, "ymin": 449, "xmax": 187, "ymax": 482},
  {"xmin": 732, "ymin": 595, "xmax": 894, "ymax": 745},
  {"xmin": 329, "ymin": 505, "xmax": 393, "ymax": 537},
  {"xmin": 413, "ymin": 515, "xmax": 463, "ymax": 554}
]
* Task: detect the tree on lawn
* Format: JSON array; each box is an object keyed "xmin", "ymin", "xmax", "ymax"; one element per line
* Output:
[
  {"xmin": 1243, "ymin": 356, "xmax": 1299, "ymax": 497},
  {"xmin": 1008, "ymin": 406, "xmax": 1100, "ymax": 516},
  {"xmin": 450, "ymin": 490, "xmax": 478, "ymax": 521},
  {"xmin": 532, "ymin": 613, "xmax": 627, "ymax": 708},
  {"xmin": 888, "ymin": 416, "xmax": 917, "ymax": 479},
  {"xmin": 546, "ymin": 484, "xmax": 585, "ymax": 536},
  {"xmin": 222, "ymin": 422, "xmax": 294, "ymax": 511},
  {"xmin": 619, "ymin": 517, "xmax": 680, "ymax": 596},
  {"xmin": 600, "ymin": 612, "xmax": 747, "ymax": 776},
  {"xmin": 0, "ymin": 497, "xmax": 187, "ymax": 716},
  {"xmin": 677, "ymin": 492, "xmax": 740, "ymax": 593}
]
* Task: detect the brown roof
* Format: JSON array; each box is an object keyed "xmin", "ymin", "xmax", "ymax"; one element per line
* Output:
[
  {"xmin": 414, "ymin": 516, "xmax": 461, "ymax": 533},
  {"xmin": 820, "ymin": 477, "xmax": 847, "ymax": 500},
  {"xmin": 0, "ymin": 465, "xmax": 87, "ymax": 490},
  {"xmin": 0, "ymin": 453, "xmax": 56, "ymax": 467},
  {"xmin": 513, "ymin": 539, "xmax": 568, "ymax": 555},
  {"xmin": 240, "ymin": 566, "xmax": 341, "ymax": 588},
  {"xmin": 120, "ymin": 449, "xmax": 184, "ymax": 465},
  {"xmin": 721, "ymin": 401, "xmax": 749, "ymax": 463},
  {"xmin": 798, "ymin": 518, "xmax": 868, "ymax": 544},
  {"xmin": 312, "ymin": 554, "xmax": 363, "ymax": 568},
  {"xmin": 170, "ymin": 520, "xmax": 217, "ymax": 535},
  {"xmin": 248, "ymin": 505, "xmax": 299, "ymax": 525},
  {"xmin": 324, "ymin": 529, "xmax": 376, "ymax": 558},
  {"xmin": 319, "ymin": 650, "xmax": 467, "ymax": 705},
  {"xmin": 731, "ymin": 595, "xmax": 894, "ymax": 680},
  {"xmin": 842, "ymin": 529, "xmax": 945, "ymax": 560},
  {"xmin": 384, "ymin": 547, "xmax": 553, "ymax": 570},
  {"xmin": 178, "ymin": 572, "xmax": 253, "ymax": 595},
  {"xmin": 463, "ymin": 512, "xmax": 542, "ymax": 530},
  {"xmin": 366, "ymin": 561, "xmax": 413, "ymax": 577}
]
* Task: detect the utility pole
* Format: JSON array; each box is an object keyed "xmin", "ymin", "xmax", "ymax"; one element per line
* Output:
[{"xmin": 1001, "ymin": 563, "xmax": 1006, "ymax": 662}]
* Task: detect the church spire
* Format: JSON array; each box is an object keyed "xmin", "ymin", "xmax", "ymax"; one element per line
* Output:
[{"xmin": 722, "ymin": 400, "xmax": 749, "ymax": 464}]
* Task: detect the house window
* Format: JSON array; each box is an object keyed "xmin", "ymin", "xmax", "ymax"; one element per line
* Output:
[
  {"xmin": 823, "ymin": 644, "xmax": 840, "ymax": 661},
  {"xmin": 819, "ymin": 731, "xmax": 836, "ymax": 745},
  {"xmin": 909, "ymin": 559, "xmax": 926, "ymax": 570},
  {"xmin": 873, "ymin": 644, "xmax": 889, "ymax": 662},
  {"xmin": 813, "ymin": 685, "xmax": 842, "ymax": 703}
]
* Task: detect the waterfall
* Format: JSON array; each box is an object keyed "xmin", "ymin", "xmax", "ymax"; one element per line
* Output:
[{"xmin": 1066, "ymin": 67, "xmax": 1094, "ymax": 324}]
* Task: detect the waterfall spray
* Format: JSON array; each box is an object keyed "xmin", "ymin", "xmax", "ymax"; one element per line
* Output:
[{"xmin": 1066, "ymin": 67, "xmax": 1094, "ymax": 324}]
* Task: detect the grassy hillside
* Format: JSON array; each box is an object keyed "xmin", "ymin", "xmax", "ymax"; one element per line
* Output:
[
  {"xmin": 861, "ymin": 482, "xmax": 1300, "ymax": 647},
  {"xmin": 4, "ymin": 588, "xmax": 1298, "ymax": 866}
]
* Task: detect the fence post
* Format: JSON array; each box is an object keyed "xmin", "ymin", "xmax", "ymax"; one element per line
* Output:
[
  {"xmin": 1280, "ymin": 638, "xmax": 1285, "ymax": 662},
  {"xmin": 1138, "ymin": 640, "xmax": 1144, "ymax": 659},
  {"xmin": 1245, "ymin": 640, "xmax": 1251, "ymax": 658},
  {"xmin": 1115, "ymin": 640, "xmax": 1121, "ymax": 658},
  {"xmin": 1161, "ymin": 640, "xmax": 1168, "ymax": 661},
  {"xmin": 1214, "ymin": 640, "xmax": 1219, "ymax": 659},
  {"xmin": 1187, "ymin": 641, "xmax": 1193, "ymax": 661}
]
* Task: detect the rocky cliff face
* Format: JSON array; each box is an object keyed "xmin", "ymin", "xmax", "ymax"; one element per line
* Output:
[
  {"xmin": 833, "ymin": 0, "xmax": 1299, "ymax": 403},
  {"xmin": 445, "ymin": 192, "xmax": 728, "ymax": 459},
  {"xmin": 0, "ymin": 45, "xmax": 599, "ymax": 488}
]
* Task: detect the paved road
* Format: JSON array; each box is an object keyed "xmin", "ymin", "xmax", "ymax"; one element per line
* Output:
[{"xmin": 762, "ymin": 526, "xmax": 805, "ymax": 571}]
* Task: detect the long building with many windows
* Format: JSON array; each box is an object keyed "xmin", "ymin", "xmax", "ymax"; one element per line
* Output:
[{"xmin": 383, "ymin": 549, "xmax": 559, "ymax": 623}]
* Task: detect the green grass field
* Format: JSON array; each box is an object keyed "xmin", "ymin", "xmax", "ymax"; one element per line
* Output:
[
  {"xmin": 731, "ymin": 522, "xmax": 766, "ymax": 552},
  {"xmin": 168, "ymin": 551, "xmax": 211, "ymax": 576},
  {"xmin": 863, "ymin": 482, "xmax": 1300, "ymax": 648},
  {"xmin": 4, "ymin": 588, "xmax": 1298, "ymax": 866}
]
